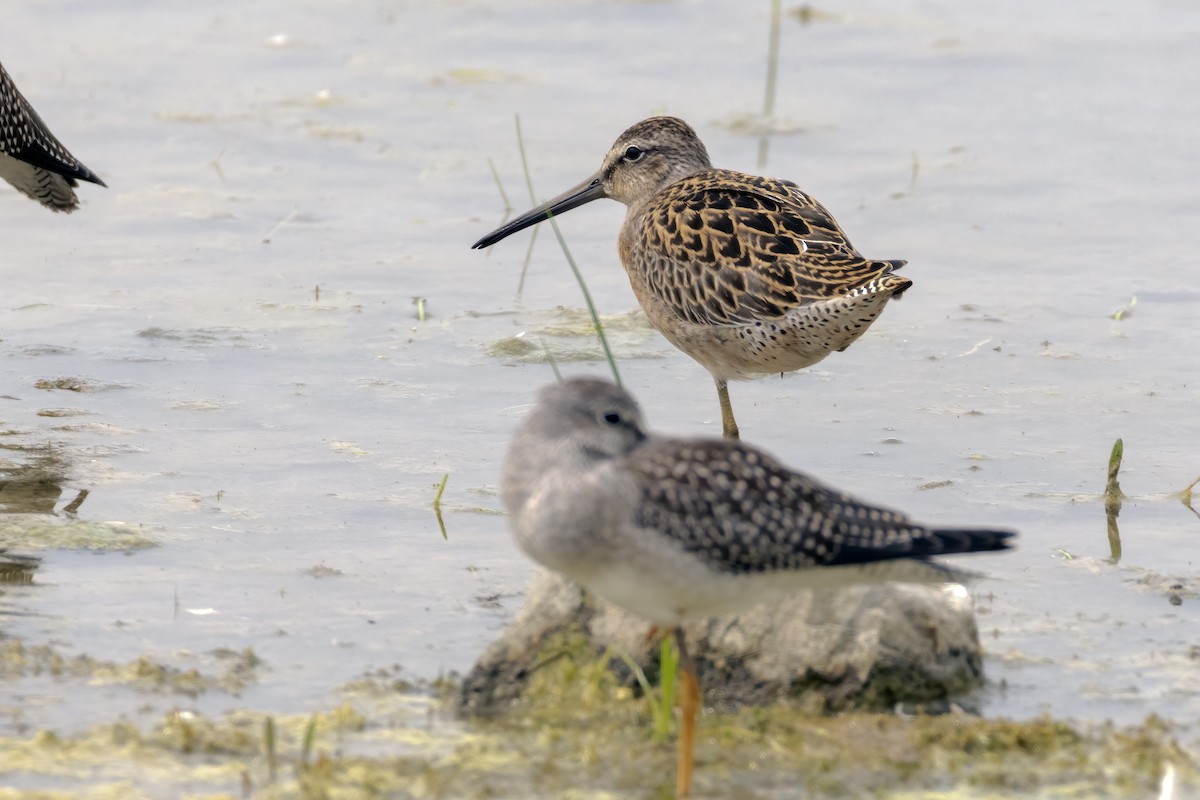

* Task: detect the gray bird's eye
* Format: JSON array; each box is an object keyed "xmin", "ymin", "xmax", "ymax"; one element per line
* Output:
[
  {"xmin": 603, "ymin": 411, "xmax": 622, "ymax": 425},
  {"xmin": 623, "ymin": 146, "xmax": 644, "ymax": 162}
]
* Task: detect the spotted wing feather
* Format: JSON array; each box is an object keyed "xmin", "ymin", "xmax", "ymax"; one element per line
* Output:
[
  {"xmin": 635, "ymin": 169, "xmax": 908, "ymax": 326},
  {"xmin": 1, "ymin": 59, "xmax": 105, "ymax": 211},
  {"xmin": 626, "ymin": 438, "xmax": 1013, "ymax": 576}
]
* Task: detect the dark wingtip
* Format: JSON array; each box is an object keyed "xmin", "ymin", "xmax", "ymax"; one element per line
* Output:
[
  {"xmin": 945, "ymin": 528, "xmax": 1017, "ymax": 554},
  {"xmin": 14, "ymin": 143, "xmax": 106, "ymax": 188},
  {"xmin": 989, "ymin": 530, "xmax": 1018, "ymax": 550},
  {"xmin": 77, "ymin": 164, "xmax": 107, "ymax": 188},
  {"xmin": 891, "ymin": 277, "xmax": 915, "ymax": 300}
]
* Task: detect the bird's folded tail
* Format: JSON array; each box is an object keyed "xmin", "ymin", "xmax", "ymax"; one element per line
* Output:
[
  {"xmin": 828, "ymin": 528, "xmax": 1015, "ymax": 567},
  {"xmin": 873, "ymin": 265, "xmax": 912, "ymax": 299},
  {"xmin": 923, "ymin": 527, "xmax": 1016, "ymax": 556},
  {"xmin": 14, "ymin": 140, "xmax": 106, "ymax": 187}
]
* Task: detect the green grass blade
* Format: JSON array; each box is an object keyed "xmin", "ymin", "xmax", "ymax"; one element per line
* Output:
[
  {"xmin": 300, "ymin": 714, "xmax": 317, "ymax": 768},
  {"xmin": 1104, "ymin": 439, "xmax": 1124, "ymax": 563},
  {"xmin": 487, "ymin": 157, "xmax": 512, "ymax": 213},
  {"xmin": 539, "ymin": 338, "xmax": 563, "ymax": 382},
  {"xmin": 546, "ymin": 216, "xmax": 622, "ymax": 387},
  {"xmin": 757, "ymin": 0, "xmax": 782, "ymax": 169},
  {"xmin": 1105, "ymin": 438, "xmax": 1124, "ymax": 508},
  {"xmin": 433, "ymin": 473, "xmax": 450, "ymax": 540},
  {"xmin": 513, "ymin": 115, "xmax": 622, "ymax": 387},
  {"xmin": 264, "ymin": 716, "xmax": 278, "ymax": 783},
  {"xmin": 612, "ymin": 644, "xmax": 674, "ymax": 742}
]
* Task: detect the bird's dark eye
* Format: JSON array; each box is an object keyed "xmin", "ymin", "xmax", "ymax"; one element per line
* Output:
[
  {"xmin": 603, "ymin": 412, "xmax": 622, "ymax": 425},
  {"xmin": 623, "ymin": 146, "xmax": 644, "ymax": 162}
]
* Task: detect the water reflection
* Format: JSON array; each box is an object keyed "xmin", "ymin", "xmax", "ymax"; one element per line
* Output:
[
  {"xmin": 0, "ymin": 441, "xmax": 87, "ymax": 587},
  {"xmin": 0, "ymin": 550, "xmax": 40, "ymax": 585},
  {"xmin": 1104, "ymin": 501, "xmax": 1122, "ymax": 565},
  {"xmin": 0, "ymin": 442, "xmax": 85, "ymax": 516}
]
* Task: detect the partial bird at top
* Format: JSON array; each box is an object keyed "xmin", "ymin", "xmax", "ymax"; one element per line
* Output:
[
  {"xmin": 1, "ymin": 57, "xmax": 106, "ymax": 212},
  {"xmin": 473, "ymin": 116, "xmax": 909, "ymax": 439}
]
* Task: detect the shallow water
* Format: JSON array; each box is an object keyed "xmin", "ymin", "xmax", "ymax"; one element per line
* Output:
[{"xmin": 2, "ymin": 0, "xmax": 1198, "ymax": 783}]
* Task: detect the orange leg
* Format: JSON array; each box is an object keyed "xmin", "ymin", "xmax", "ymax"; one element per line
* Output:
[{"xmin": 674, "ymin": 628, "xmax": 701, "ymax": 798}]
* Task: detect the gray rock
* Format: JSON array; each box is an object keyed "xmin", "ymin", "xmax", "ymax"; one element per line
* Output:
[{"xmin": 460, "ymin": 570, "xmax": 987, "ymax": 714}]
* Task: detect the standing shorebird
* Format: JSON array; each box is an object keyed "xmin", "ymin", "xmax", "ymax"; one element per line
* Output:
[
  {"xmin": 1, "ymin": 58, "xmax": 106, "ymax": 212},
  {"xmin": 502, "ymin": 377, "xmax": 1015, "ymax": 797},
  {"xmin": 473, "ymin": 116, "xmax": 910, "ymax": 439}
]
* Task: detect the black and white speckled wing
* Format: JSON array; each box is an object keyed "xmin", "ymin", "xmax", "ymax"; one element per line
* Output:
[
  {"xmin": 625, "ymin": 437, "xmax": 1013, "ymax": 576},
  {"xmin": 0, "ymin": 58, "xmax": 105, "ymax": 212},
  {"xmin": 632, "ymin": 169, "xmax": 910, "ymax": 326}
]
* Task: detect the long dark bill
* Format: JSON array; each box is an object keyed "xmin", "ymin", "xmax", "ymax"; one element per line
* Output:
[{"xmin": 471, "ymin": 171, "xmax": 606, "ymax": 249}]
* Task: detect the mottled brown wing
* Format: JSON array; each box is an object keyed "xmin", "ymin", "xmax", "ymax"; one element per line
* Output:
[{"xmin": 635, "ymin": 169, "xmax": 906, "ymax": 325}]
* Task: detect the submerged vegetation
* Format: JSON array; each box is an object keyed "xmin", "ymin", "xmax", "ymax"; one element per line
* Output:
[
  {"xmin": 0, "ymin": 661, "xmax": 1192, "ymax": 799},
  {"xmin": 0, "ymin": 616, "xmax": 1190, "ymax": 796}
]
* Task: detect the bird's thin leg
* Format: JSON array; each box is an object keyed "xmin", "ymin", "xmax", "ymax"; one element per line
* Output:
[
  {"xmin": 673, "ymin": 627, "xmax": 700, "ymax": 798},
  {"xmin": 715, "ymin": 378, "xmax": 740, "ymax": 440}
]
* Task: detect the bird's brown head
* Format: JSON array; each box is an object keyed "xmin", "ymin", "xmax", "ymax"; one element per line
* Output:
[
  {"xmin": 595, "ymin": 116, "xmax": 712, "ymax": 208},
  {"xmin": 471, "ymin": 116, "xmax": 711, "ymax": 250}
]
